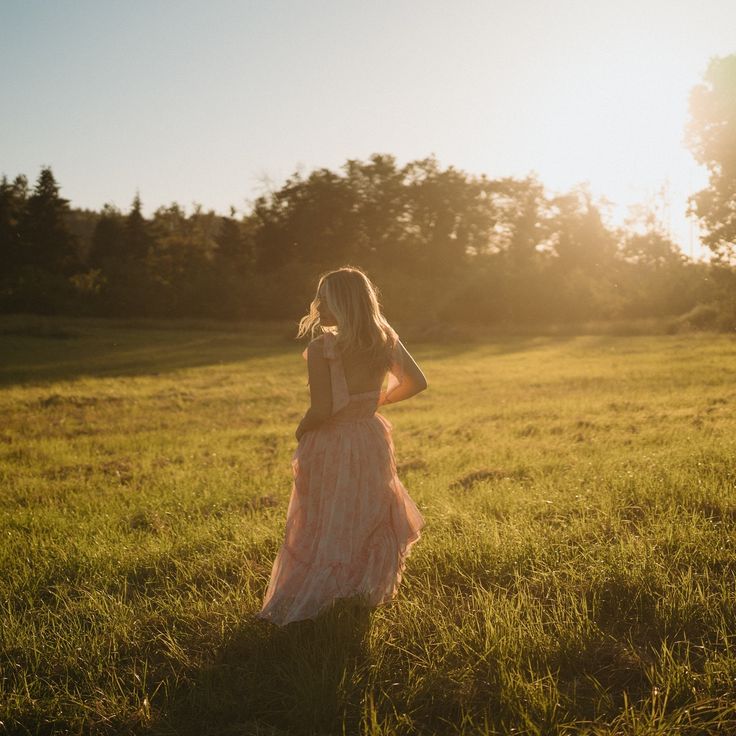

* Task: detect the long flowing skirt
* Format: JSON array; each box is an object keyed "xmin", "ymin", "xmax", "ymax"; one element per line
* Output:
[{"xmin": 256, "ymin": 413, "xmax": 424, "ymax": 626}]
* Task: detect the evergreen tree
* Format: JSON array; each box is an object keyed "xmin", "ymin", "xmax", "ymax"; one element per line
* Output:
[
  {"xmin": 207, "ymin": 212, "xmax": 256, "ymax": 318},
  {"xmin": 85, "ymin": 195, "xmax": 154, "ymax": 317},
  {"xmin": 125, "ymin": 192, "xmax": 151, "ymax": 261},
  {"xmin": 18, "ymin": 166, "xmax": 80, "ymax": 275}
]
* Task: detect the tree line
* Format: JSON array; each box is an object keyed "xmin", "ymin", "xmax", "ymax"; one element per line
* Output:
[
  {"xmin": 2, "ymin": 55, "xmax": 734, "ymax": 329},
  {"xmin": 0, "ymin": 159, "xmax": 721, "ymax": 327}
]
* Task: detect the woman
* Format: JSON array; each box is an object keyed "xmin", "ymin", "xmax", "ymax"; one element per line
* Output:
[{"xmin": 256, "ymin": 266, "xmax": 427, "ymax": 626}]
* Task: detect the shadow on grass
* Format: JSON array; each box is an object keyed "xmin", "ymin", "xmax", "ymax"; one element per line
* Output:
[
  {"xmin": 0, "ymin": 315, "xmax": 299, "ymax": 387},
  {"xmin": 149, "ymin": 597, "xmax": 374, "ymax": 736},
  {"xmin": 0, "ymin": 314, "xmax": 572, "ymax": 389}
]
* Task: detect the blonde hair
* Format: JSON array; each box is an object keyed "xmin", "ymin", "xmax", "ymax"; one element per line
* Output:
[{"xmin": 297, "ymin": 266, "xmax": 397, "ymax": 370}]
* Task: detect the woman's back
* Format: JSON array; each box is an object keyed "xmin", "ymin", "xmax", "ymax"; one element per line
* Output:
[
  {"xmin": 339, "ymin": 347, "xmax": 387, "ymax": 395},
  {"xmin": 327, "ymin": 334, "xmax": 426, "ymax": 408}
]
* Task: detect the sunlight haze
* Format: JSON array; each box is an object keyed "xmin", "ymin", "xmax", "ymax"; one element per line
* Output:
[{"xmin": 2, "ymin": 0, "xmax": 735, "ymax": 257}]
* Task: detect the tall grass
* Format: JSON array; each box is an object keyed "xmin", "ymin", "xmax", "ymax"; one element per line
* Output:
[{"xmin": 1, "ymin": 317, "xmax": 735, "ymax": 734}]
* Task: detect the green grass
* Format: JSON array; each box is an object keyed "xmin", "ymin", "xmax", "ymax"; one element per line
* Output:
[{"xmin": 2, "ymin": 315, "xmax": 736, "ymax": 735}]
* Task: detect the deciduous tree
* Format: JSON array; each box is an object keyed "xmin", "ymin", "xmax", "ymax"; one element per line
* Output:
[{"xmin": 687, "ymin": 54, "xmax": 736, "ymax": 260}]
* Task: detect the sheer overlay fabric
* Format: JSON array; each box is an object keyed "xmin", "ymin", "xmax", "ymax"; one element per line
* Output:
[{"xmin": 256, "ymin": 332, "xmax": 424, "ymax": 626}]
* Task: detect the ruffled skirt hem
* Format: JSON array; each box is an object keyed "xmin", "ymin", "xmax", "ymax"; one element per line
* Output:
[{"xmin": 255, "ymin": 522, "xmax": 423, "ymax": 627}]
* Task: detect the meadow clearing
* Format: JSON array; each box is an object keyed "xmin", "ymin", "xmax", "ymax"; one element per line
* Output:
[{"xmin": 1, "ymin": 316, "xmax": 736, "ymax": 735}]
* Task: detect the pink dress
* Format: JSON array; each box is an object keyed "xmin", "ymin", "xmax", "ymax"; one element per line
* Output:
[{"xmin": 256, "ymin": 332, "xmax": 425, "ymax": 626}]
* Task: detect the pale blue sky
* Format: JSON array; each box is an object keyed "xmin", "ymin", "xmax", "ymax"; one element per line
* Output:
[{"xmin": 2, "ymin": 0, "xmax": 735, "ymax": 256}]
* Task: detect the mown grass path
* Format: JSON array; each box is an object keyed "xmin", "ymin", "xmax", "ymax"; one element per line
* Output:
[{"xmin": 2, "ymin": 318, "xmax": 736, "ymax": 735}]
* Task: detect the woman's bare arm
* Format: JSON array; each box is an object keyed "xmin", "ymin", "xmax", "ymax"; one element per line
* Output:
[
  {"xmin": 295, "ymin": 339, "xmax": 332, "ymax": 441},
  {"xmin": 379, "ymin": 340, "xmax": 427, "ymax": 406}
]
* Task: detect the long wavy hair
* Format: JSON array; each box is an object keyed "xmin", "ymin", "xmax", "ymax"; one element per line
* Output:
[{"xmin": 297, "ymin": 266, "xmax": 397, "ymax": 370}]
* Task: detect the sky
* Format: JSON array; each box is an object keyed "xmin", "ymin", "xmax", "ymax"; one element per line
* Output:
[{"xmin": 2, "ymin": 0, "xmax": 735, "ymax": 259}]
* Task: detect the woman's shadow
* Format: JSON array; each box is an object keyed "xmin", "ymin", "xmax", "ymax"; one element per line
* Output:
[{"xmin": 151, "ymin": 595, "xmax": 374, "ymax": 736}]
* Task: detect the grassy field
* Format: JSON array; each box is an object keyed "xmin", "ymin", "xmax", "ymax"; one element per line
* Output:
[{"xmin": 2, "ymin": 316, "xmax": 736, "ymax": 735}]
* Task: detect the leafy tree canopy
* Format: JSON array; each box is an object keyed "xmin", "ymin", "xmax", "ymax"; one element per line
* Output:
[{"xmin": 687, "ymin": 54, "xmax": 736, "ymax": 260}]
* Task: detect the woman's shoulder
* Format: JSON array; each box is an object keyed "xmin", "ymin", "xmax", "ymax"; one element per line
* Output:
[{"xmin": 302, "ymin": 332, "xmax": 336, "ymax": 360}]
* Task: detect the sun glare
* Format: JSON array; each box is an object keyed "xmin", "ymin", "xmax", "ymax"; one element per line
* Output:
[{"xmin": 482, "ymin": 29, "xmax": 710, "ymax": 253}]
